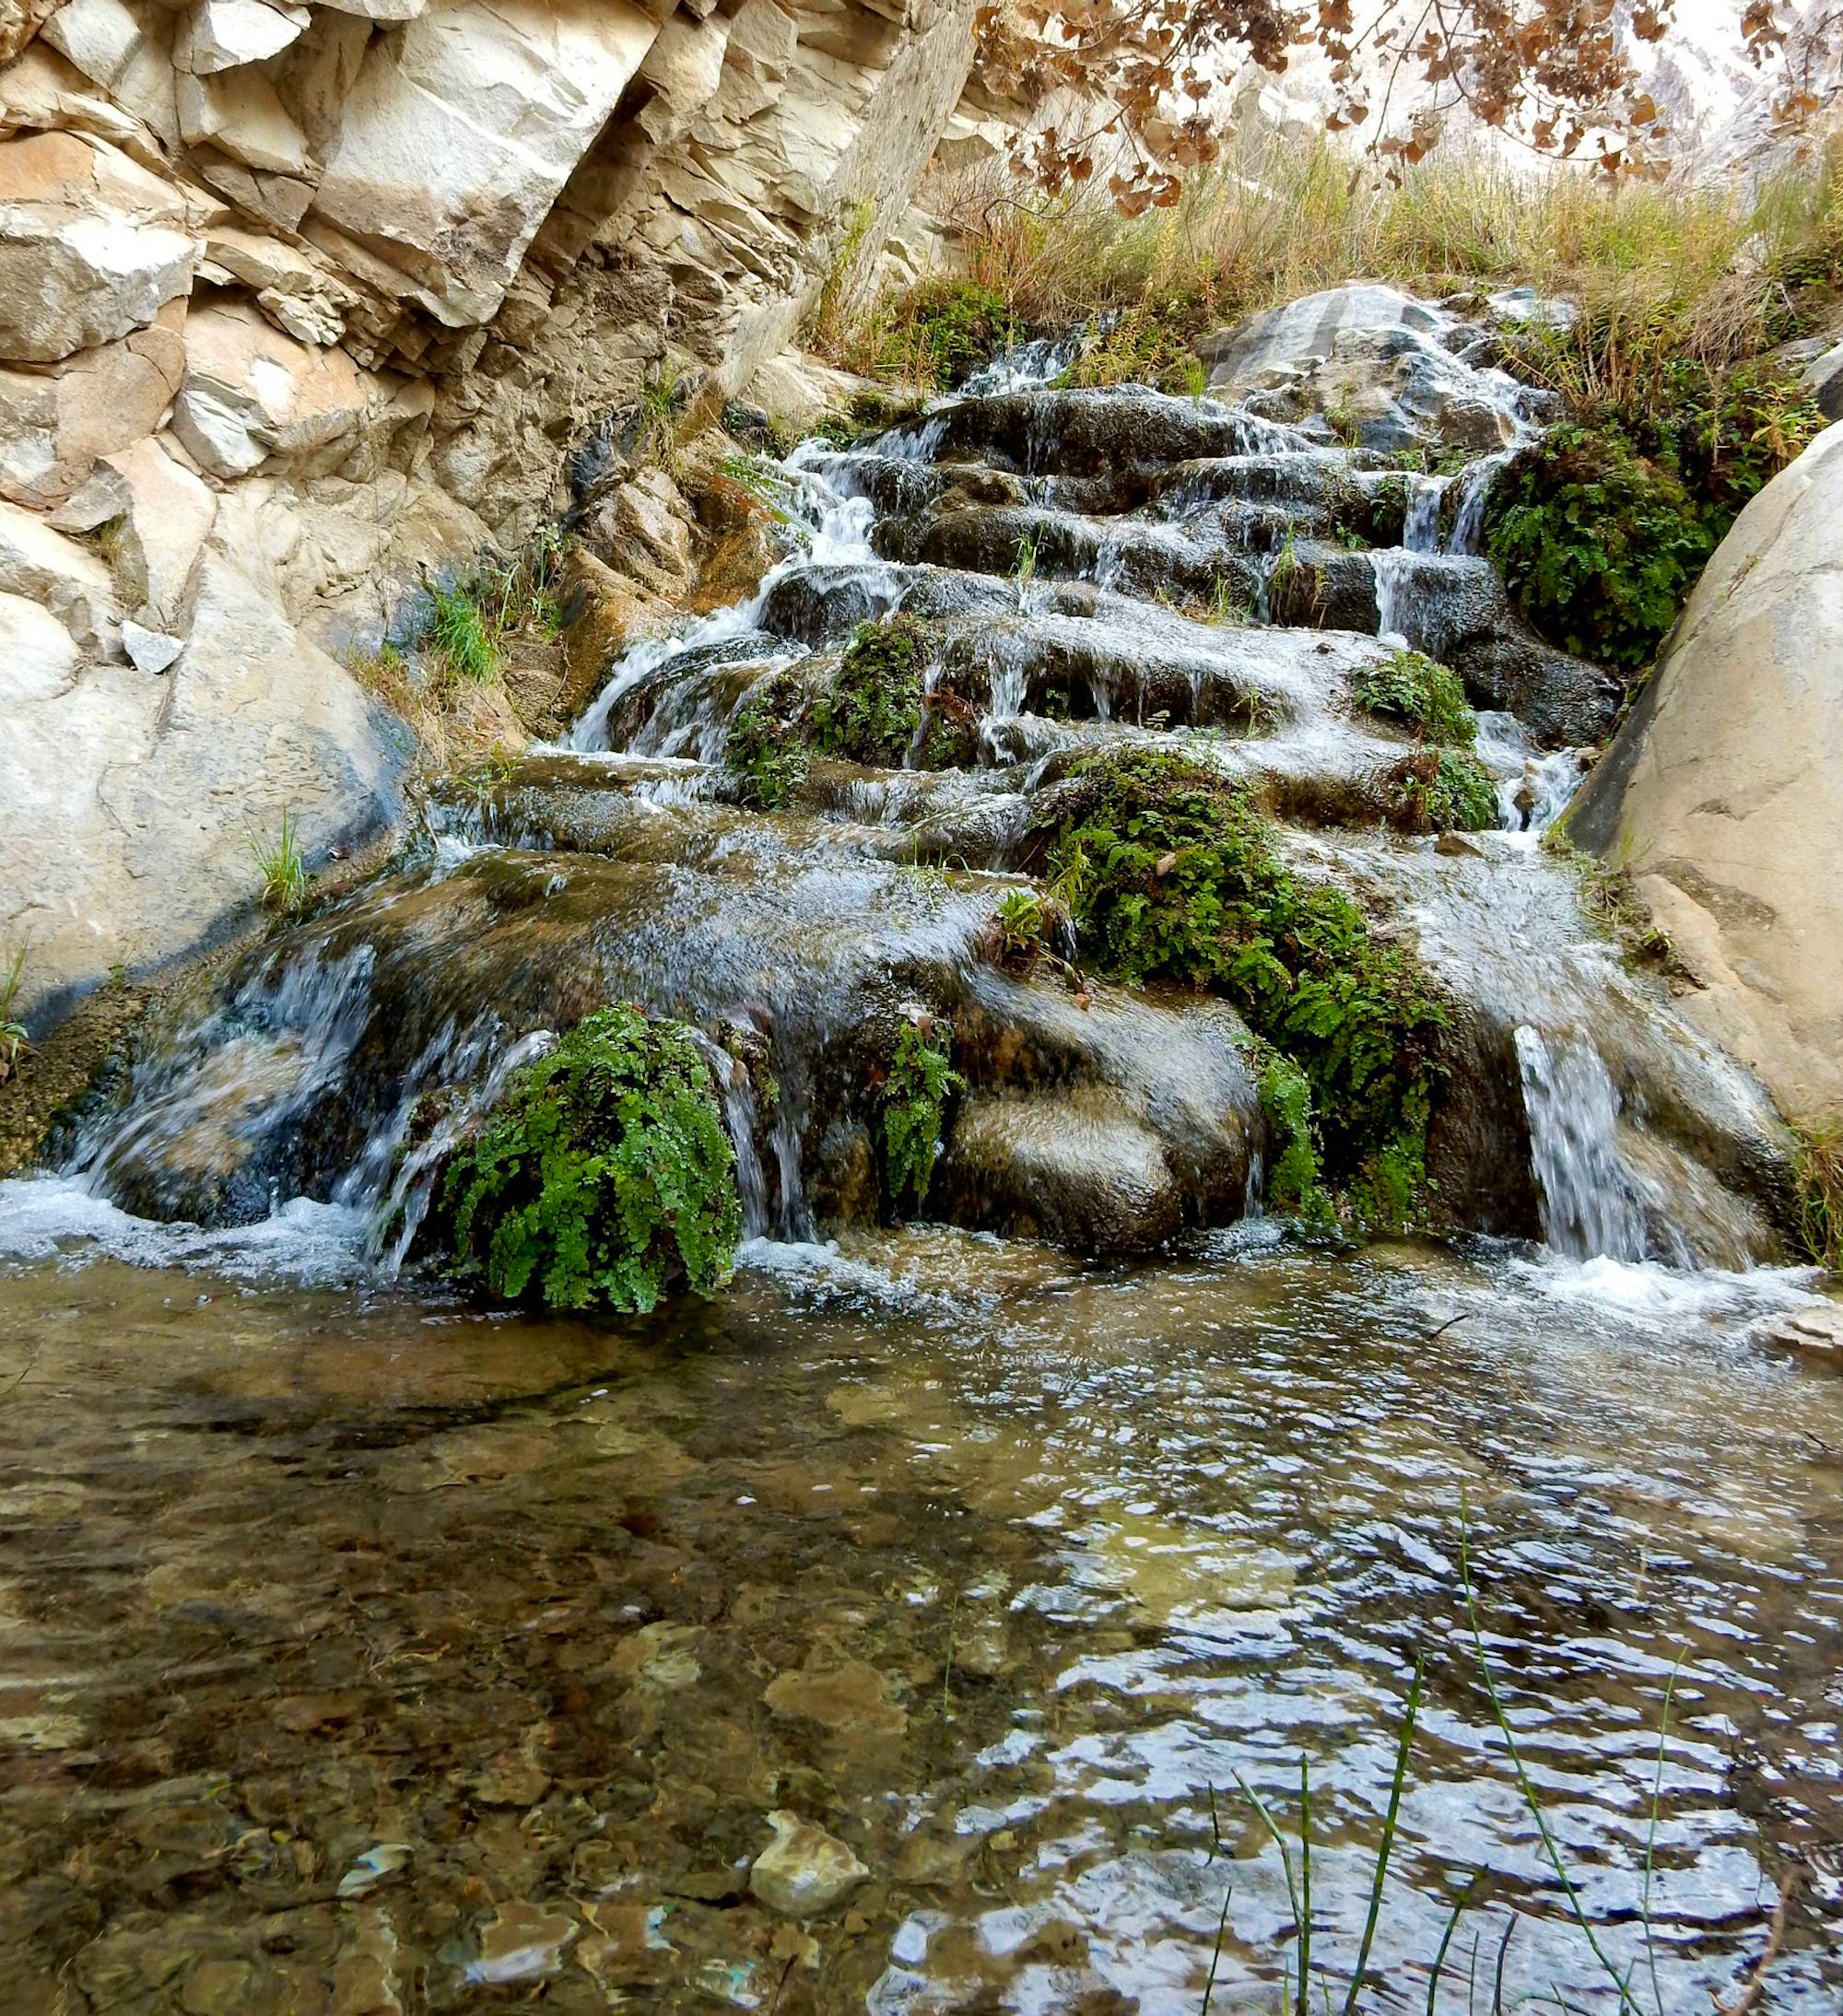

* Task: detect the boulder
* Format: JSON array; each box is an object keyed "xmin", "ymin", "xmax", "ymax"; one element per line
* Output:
[
  {"xmin": 0, "ymin": 129, "xmax": 194, "ymax": 362},
  {"xmin": 0, "ymin": 296, "xmax": 186, "ymax": 508},
  {"xmin": 1197, "ymin": 281, "xmax": 1535, "ymax": 452},
  {"xmin": 1567, "ymin": 420, "xmax": 1843, "ymax": 1120},
  {"xmin": 307, "ymin": 0, "xmax": 663, "ymax": 326},
  {"xmin": 0, "ymin": 495, "xmax": 120, "ymax": 650},
  {"xmin": 41, "ymin": 0, "xmax": 182, "ymax": 144},
  {"xmin": 179, "ymin": 0, "xmax": 311, "ymax": 76},
  {"xmin": 170, "ymin": 298, "xmax": 389, "ymax": 476},
  {"xmin": 54, "ymin": 430, "xmax": 217, "ymax": 623},
  {"xmin": 1, "ymin": 0, "xmax": 63, "ymax": 64},
  {"xmin": 0, "ymin": 540, "xmax": 404, "ymax": 1027},
  {"xmin": 0, "ymin": 591, "xmax": 79, "ymax": 703}
]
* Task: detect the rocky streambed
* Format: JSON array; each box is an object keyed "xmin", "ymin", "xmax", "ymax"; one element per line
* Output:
[{"xmin": 2, "ymin": 308, "xmax": 1841, "ymax": 2010}]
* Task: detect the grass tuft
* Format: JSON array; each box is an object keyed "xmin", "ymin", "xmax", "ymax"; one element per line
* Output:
[
  {"xmin": 250, "ymin": 810, "xmax": 311, "ymax": 919},
  {"xmin": 0, "ymin": 946, "xmax": 29, "ymax": 1085}
]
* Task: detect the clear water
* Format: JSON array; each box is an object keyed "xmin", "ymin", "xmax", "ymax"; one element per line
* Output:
[{"xmin": 1, "ymin": 1213, "xmax": 1839, "ymax": 2012}]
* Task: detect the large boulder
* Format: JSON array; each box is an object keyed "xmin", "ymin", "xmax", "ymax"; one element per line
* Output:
[
  {"xmin": 0, "ymin": 539, "xmax": 405, "ymax": 1028},
  {"xmin": 1567, "ymin": 421, "xmax": 1843, "ymax": 1121},
  {"xmin": 307, "ymin": 0, "xmax": 662, "ymax": 326}
]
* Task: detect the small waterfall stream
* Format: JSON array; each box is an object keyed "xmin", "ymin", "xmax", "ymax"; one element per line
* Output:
[{"xmin": 1, "ymin": 321, "xmax": 1837, "ymax": 2016}]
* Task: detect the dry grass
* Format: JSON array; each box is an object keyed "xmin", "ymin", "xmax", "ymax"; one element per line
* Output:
[
  {"xmin": 1792, "ymin": 1116, "xmax": 1843, "ymax": 1270},
  {"xmin": 834, "ymin": 132, "xmax": 1843, "ymax": 411}
]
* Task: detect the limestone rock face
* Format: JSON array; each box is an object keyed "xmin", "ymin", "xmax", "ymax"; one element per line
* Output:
[
  {"xmin": 1567, "ymin": 421, "xmax": 1843, "ymax": 1120},
  {"xmin": 0, "ymin": 130, "xmax": 194, "ymax": 360},
  {"xmin": 0, "ymin": 0, "xmax": 983, "ymax": 1026}
]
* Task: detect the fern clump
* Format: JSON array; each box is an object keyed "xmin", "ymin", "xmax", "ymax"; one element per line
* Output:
[
  {"xmin": 881, "ymin": 1017, "xmax": 964, "ymax": 1213},
  {"xmin": 1353, "ymin": 650, "xmax": 1476, "ymax": 746},
  {"xmin": 724, "ymin": 617, "xmax": 931, "ymax": 800},
  {"xmin": 724, "ymin": 672, "xmax": 812, "ymax": 809},
  {"xmin": 1486, "ymin": 363, "xmax": 1821, "ymax": 674},
  {"xmin": 441, "ymin": 1006, "xmax": 741, "ymax": 1313},
  {"xmin": 1042, "ymin": 749, "xmax": 1448, "ymax": 1229},
  {"xmin": 809, "ymin": 616, "xmax": 927, "ymax": 766}
]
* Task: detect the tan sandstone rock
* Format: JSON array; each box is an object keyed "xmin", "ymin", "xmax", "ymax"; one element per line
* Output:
[
  {"xmin": 1567, "ymin": 420, "xmax": 1843, "ymax": 1121},
  {"xmin": 0, "ymin": 128, "xmax": 194, "ymax": 361}
]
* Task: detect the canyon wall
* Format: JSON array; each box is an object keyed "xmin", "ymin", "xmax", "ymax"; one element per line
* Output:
[{"xmin": 0, "ymin": 0, "xmax": 981, "ymax": 1027}]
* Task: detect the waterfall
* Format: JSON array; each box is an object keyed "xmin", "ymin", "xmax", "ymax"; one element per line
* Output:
[
  {"xmin": 1403, "ymin": 475, "xmax": 1445, "ymax": 553},
  {"xmin": 1446, "ymin": 451, "xmax": 1508, "ymax": 557},
  {"xmin": 1514, "ymin": 1027, "xmax": 1658, "ymax": 1261}
]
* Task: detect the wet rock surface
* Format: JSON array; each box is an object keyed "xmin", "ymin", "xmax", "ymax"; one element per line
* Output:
[{"xmin": 58, "ymin": 335, "xmax": 1792, "ymax": 1264}]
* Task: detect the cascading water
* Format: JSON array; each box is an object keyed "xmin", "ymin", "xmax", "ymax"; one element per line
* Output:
[
  {"xmin": 11, "ymin": 318, "xmax": 1791, "ymax": 1283},
  {"xmin": 1513, "ymin": 1025, "xmax": 1669, "ymax": 1263},
  {"xmin": 4, "ymin": 308, "xmax": 1837, "ymax": 2016}
]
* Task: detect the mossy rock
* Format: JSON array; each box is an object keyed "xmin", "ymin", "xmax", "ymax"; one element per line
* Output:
[
  {"xmin": 440, "ymin": 1004, "xmax": 741, "ymax": 1313},
  {"xmin": 1353, "ymin": 650, "xmax": 1476, "ymax": 746},
  {"xmin": 1038, "ymin": 747, "xmax": 1449, "ymax": 1229}
]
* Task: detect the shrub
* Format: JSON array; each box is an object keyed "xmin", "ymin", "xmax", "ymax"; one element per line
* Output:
[
  {"xmin": 1059, "ymin": 307, "xmax": 1207, "ymax": 395},
  {"xmin": 426, "ymin": 576, "xmax": 500, "ymax": 683},
  {"xmin": 1352, "ymin": 650, "xmax": 1476, "ymax": 745},
  {"xmin": 441, "ymin": 1005, "xmax": 741, "ymax": 1313},
  {"xmin": 0, "ymin": 947, "xmax": 28, "ymax": 1085},
  {"xmin": 874, "ymin": 280, "xmax": 1015, "ymax": 390},
  {"xmin": 251, "ymin": 810, "xmax": 311, "ymax": 917},
  {"xmin": 1042, "ymin": 749, "xmax": 1448, "ymax": 1226},
  {"xmin": 1487, "ymin": 363, "xmax": 1823, "ymax": 674},
  {"xmin": 881, "ymin": 1018, "xmax": 964, "ymax": 1213},
  {"xmin": 1792, "ymin": 1117, "xmax": 1843, "ymax": 1271},
  {"xmin": 809, "ymin": 616, "xmax": 927, "ymax": 766},
  {"xmin": 1256, "ymin": 1053, "xmax": 1336, "ymax": 1231}
]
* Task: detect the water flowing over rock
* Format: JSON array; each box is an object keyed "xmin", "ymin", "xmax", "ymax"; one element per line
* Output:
[
  {"xmin": 1567, "ymin": 417, "xmax": 1843, "ymax": 1124},
  {"xmin": 54, "ymin": 335, "xmax": 1793, "ymax": 1266}
]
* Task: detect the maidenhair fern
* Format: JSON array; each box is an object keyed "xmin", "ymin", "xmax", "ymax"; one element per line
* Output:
[
  {"xmin": 881, "ymin": 1018, "xmax": 964, "ymax": 1213},
  {"xmin": 442, "ymin": 1005, "xmax": 741, "ymax": 1313}
]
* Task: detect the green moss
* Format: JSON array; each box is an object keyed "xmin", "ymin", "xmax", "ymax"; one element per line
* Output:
[
  {"xmin": 1043, "ymin": 749, "xmax": 1448, "ymax": 1228},
  {"xmin": 1353, "ymin": 650, "xmax": 1477, "ymax": 745},
  {"xmin": 881, "ymin": 1018, "xmax": 964, "ymax": 1213},
  {"xmin": 809, "ymin": 616, "xmax": 927, "ymax": 766},
  {"xmin": 441, "ymin": 1005, "xmax": 741, "ymax": 1313}
]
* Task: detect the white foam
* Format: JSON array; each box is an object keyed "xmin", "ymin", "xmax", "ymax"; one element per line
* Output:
[{"xmin": 0, "ymin": 1175, "xmax": 370, "ymax": 1286}]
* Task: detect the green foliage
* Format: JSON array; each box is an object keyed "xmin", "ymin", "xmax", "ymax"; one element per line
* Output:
[
  {"xmin": 1267, "ymin": 524, "xmax": 1324, "ymax": 627},
  {"xmin": 442, "ymin": 1005, "xmax": 740, "ymax": 1313},
  {"xmin": 1255, "ymin": 1053, "xmax": 1336, "ymax": 1232},
  {"xmin": 1487, "ymin": 366, "xmax": 1822, "ymax": 673},
  {"xmin": 1398, "ymin": 748, "xmax": 1499, "ymax": 834},
  {"xmin": 1013, "ymin": 530, "xmax": 1039, "ymax": 586},
  {"xmin": 1204, "ymin": 574, "xmax": 1254, "ymax": 626},
  {"xmin": 1058, "ymin": 307, "xmax": 1207, "ymax": 396},
  {"xmin": 426, "ymin": 576, "xmax": 500, "ymax": 683},
  {"xmin": 251, "ymin": 809, "xmax": 310, "ymax": 917},
  {"xmin": 724, "ymin": 672, "xmax": 812, "ymax": 810},
  {"xmin": 0, "ymin": 946, "xmax": 28, "ymax": 1085},
  {"xmin": 1352, "ymin": 650, "xmax": 1476, "ymax": 745},
  {"xmin": 809, "ymin": 616, "xmax": 927, "ymax": 766},
  {"xmin": 995, "ymin": 887, "xmax": 1051, "ymax": 964},
  {"xmin": 726, "ymin": 618, "xmax": 930, "ymax": 800},
  {"xmin": 872, "ymin": 280, "xmax": 1015, "ymax": 390},
  {"xmin": 1043, "ymin": 749, "xmax": 1448, "ymax": 1226},
  {"xmin": 881, "ymin": 1018, "xmax": 964, "ymax": 1213}
]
